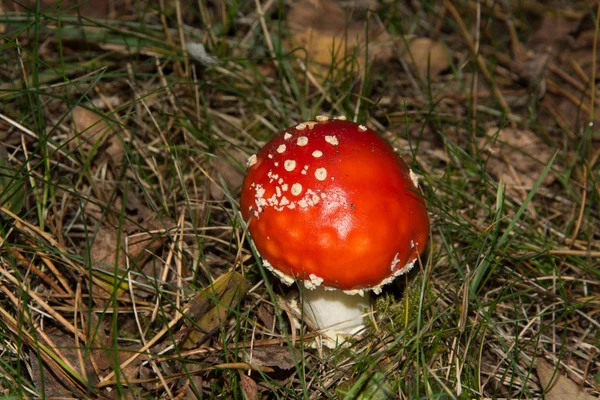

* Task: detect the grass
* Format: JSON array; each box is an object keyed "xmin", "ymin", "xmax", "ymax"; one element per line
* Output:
[{"xmin": 0, "ymin": 0, "xmax": 599, "ymax": 398}]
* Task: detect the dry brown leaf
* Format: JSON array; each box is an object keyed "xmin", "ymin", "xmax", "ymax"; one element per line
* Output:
[
  {"xmin": 28, "ymin": 349, "xmax": 76, "ymax": 398},
  {"xmin": 28, "ymin": 328, "xmax": 96, "ymax": 398},
  {"xmin": 72, "ymin": 106, "xmax": 110, "ymax": 155},
  {"xmin": 239, "ymin": 371, "xmax": 259, "ymax": 400},
  {"xmin": 72, "ymin": 106, "xmax": 124, "ymax": 166},
  {"xmin": 184, "ymin": 372, "xmax": 205, "ymax": 400},
  {"xmin": 89, "ymin": 211, "xmax": 169, "ymax": 299},
  {"xmin": 527, "ymin": 14, "xmax": 580, "ymax": 51},
  {"xmin": 536, "ymin": 358, "xmax": 597, "ymax": 400},
  {"xmin": 479, "ymin": 128, "xmax": 556, "ymax": 194},
  {"xmin": 523, "ymin": 10, "xmax": 600, "ymax": 133},
  {"xmin": 91, "ymin": 339, "xmax": 147, "ymax": 382},
  {"xmin": 286, "ymin": 0, "xmax": 391, "ymax": 80},
  {"xmin": 517, "ymin": 51, "xmax": 549, "ymax": 99},
  {"xmin": 401, "ymin": 37, "xmax": 449, "ymax": 79},
  {"xmin": 241, "ymin": 346, "xmax": 296, "ymax": 370},
  {"xmin": 181, "ymin": 270, "xmax": 251, "ymax": 349},
  {"xmin": 257, "ymin": 303, "xmax": 275, "ymax": 331}
]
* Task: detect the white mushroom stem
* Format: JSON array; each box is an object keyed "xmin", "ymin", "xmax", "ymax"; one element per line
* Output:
[{"xmin": 301, "ymin": 286, "xmax": 371, "ymax": 346}]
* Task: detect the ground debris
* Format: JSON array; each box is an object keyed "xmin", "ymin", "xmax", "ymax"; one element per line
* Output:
[
  {"xmin": 72, "ymin": 106, "xmax": 124, "ymax": 167},
  {"xmin": 180, "ymin": 270, "xmax": 251, "ymax": 349},
  {"xmin": 240, "ymin": 346, "xmax": 296, "ymax": 371},
  {"xmin": 536, "ymin": 358, "xmax": 598, "ymax": 400},
  {"xmin": 285, "ymin": 0, "xmax": 392, "ymax": 80},
  {"xmin": 400, "ymin": 37, "xmax": 449, "ymax": 79},
  {"xmin": 479, "ymin": 127, "xmax": 556, "ymax": 195}
]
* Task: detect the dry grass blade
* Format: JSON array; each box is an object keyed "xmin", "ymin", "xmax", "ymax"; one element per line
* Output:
[
  {"xmin": 0, "ymin": 0, "xmax": 598, "ymax": 398},
  {"xmin": 0, "ymin": 306, "xmax": 91, "ymax": 397}
]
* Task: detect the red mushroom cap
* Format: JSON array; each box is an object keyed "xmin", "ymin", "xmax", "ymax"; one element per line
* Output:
[{"xmin": 240, "ymin": 117, "xmax": 429, "ymax": 292}]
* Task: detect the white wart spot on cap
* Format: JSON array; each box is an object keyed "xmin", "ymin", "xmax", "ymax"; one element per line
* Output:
[
  {"xmin": 253, "ymin": 184, "xmax": 267, "ymax": 217},
  {"xmin": 315, "ymin": 115, "xmax": 329, "ymax": 122},
  {"xmin": 305, "ymin": 121, "xmax": 316, "ymax": 129},
  {"xmin": 277, "ymin": 144, "xmax": 286, "ymax": 153},
  {"xmin": 309, "ymin": 192, "xmax": 320, "ymax": 205},
  {"xmin": 296, "ymin": 123, "xmax": 307, "ymax": 130},
  {"xmin": 315, "ymin": 168, "xmax": 327, "ymax": 181},
  {"xmin": 284, "ymin": 159, "xmax": 296, "ymax": 172},
  {"xmin": 390, "ymin": 253, "xmax": 400, "ymax": 271},
  {"xmin": 301, "ymin": 165, "xmax": 308, "ymax": 175},
  {"xmin": 359, "ymin": 125, "xmax": 367, "ymax": 131},
  {"xmin": 255, "ymin": 185, "xmax": 265, "ymax": 198},
  {"xmin": 246, "ymin": 154, "xmax": 257, "ymax": 168},
  {"xmin": 308, "ymin": 274, "xmax": 323, "ymax": 287},
  {"xmin": 284, "ymin": 132, "xmax": 292, "ymax": 140},
  {"xmin": 312, "ymin": 150, "xmax": 323, "ymax": 158},
  {"xmin": 335, "ymin": 115, "xmax": 347, "ymax": 120},
  {"xmin": 297, "ymin": 136, "xmax": 309, "ymax": 146},
  {"xmin": 281, "ymin": 183, "xmax": 288, "ymax": 191},
  {"xmin": 325, "ymin": 136, "xmax": 339, "ymax": 146},
  {"xmin": 291, "ymin": 183, "xmax": 303, "ymax": 196},
  {"xmin": 255, "ymin": 197, "xmax": 267, "ymax": 207}
]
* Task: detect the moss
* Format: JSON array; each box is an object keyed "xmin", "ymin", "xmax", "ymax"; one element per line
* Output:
[{"xmin": 373, "ymin": 273, "xmax": 431, "ymax": 335}]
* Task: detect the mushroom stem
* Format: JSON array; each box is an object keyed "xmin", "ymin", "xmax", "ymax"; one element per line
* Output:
[{"xmin": 302, "ymin": 286, "xmax": 371, "ymax": 345}]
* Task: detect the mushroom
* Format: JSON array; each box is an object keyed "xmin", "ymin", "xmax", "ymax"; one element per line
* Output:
[{"xmin": 240, "ymin": 116, "xmax": 429, "ymax": 345}]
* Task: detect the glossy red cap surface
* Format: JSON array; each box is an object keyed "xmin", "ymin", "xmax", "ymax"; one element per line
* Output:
[{"xmin": 240, "ymin": 118, "xmax": 429, "ymax": 291}]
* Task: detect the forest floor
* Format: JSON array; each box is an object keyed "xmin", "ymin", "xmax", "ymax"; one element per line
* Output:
[{"xmin": 0, "ymin": 0, "xmax": 599, "ymax": 398}]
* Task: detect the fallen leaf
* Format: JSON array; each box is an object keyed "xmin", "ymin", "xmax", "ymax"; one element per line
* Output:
[
  {"xmin": 238, "ymin": 371, "xmax": 259, "ymax": 400},
  {"xmin": 517, "ymin": 51, "xmax": 549, "ymax": 99},
  {"xmin": 184, "ymin": 371, "xmax": 205, "ymax": 400},
  {"xmin": 401, "ymin": 37, "xmax": 449, "ymax": 79},
  {"xmin": 72, "ymin": 106, "xmax": 108, "ymax": 153},
  {"xmin": 89, "ymin": 226, "xmax": 134, "ymax": 295},
  {"xmin": 181, "ymin": 270, "xmax": 251, "ymax": 349},
  {"xmin": 479, "ymin": 128, "xmax": 556, "ymax": 195},
  {"xmin": 536, "ymin": 358, "xmax": 597, "ymax": 400},
  {"xmin": 72, "ymin": 106, "xmax": 124, "ymax": 166},
  {"xmin": 286, "ymin": 0, "xmax": 391, "ymax": 80},
  {"xmin": 89, "ymin": 211, "xmax": 169, "ymax": 298},
  {"xmin": 257, "ymin": 303, "xmax": 275, "ymax": 331},
  {"xmin": 28, "ymin": 328, "xmax": 96, "ymax": 398},
  {"xmin": 241, "ymin": 346, "xmax": 295, "ymax": 370},
  {"xmin": 523, "ymin": 10, "xmax": 600, "ymax": 134},
  {"xmin": 527, "ymin": 14, "xmax": 580, "ymax": 52}
]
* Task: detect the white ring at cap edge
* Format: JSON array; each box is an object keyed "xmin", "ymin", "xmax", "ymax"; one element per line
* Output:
[{"xmin": 260, "ymin": 256, "xmax": 419, "ymax": 297}]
